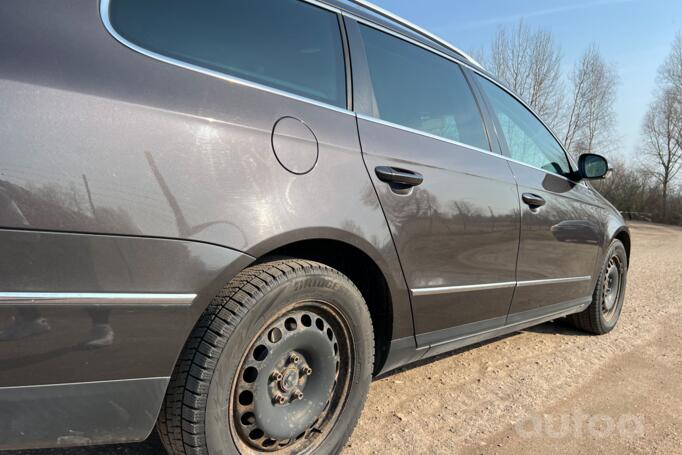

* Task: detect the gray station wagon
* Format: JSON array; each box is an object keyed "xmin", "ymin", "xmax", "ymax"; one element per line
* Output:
[{"xmin": 0, "ymin": 0, "xmax": 630, "ymax": 453}]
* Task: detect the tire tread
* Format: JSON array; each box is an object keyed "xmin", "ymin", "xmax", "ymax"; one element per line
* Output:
[
  {"xmin": 567, "ymin": 240, "xmax": 626, "ymax": 334},
  {"xmin": 156, "ymin": 259, "xmax": 371, "ymax": 454}
]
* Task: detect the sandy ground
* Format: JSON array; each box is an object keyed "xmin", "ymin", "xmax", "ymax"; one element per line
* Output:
[{"xmin": 4, "ymin": 222, "xmax": 681, "ymax": 455}]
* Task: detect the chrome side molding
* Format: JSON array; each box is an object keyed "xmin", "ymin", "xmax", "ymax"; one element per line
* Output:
[
  {"xmin": 0, "ymin": 292, "xmax": 196, "ymax": 306},
  {"xmin": 412, "ymin": 276, "xmax": 592, "ymax": 297},
  {"xmin": 516, "ymin": 276, "xmax": 592, "ymax": 287},
  {"xmin": 412, "ymin": 281, "xmax": 516, "ymax": 297}
]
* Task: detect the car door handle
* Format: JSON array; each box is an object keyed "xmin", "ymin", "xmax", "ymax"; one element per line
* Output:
[
  {"xmin": 374, "ymin": 166, "xmax": 424, "ymax": 187},
  {"xmin": 522, "ymin": 192, "xmax": 546, "ymax": 208}
]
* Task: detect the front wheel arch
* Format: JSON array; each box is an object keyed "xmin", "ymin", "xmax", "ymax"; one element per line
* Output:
[
  {"xmin": 568, "ymin": 238, "xmax": 628, "ymax": 334},
  {"xmin": 614, "ymin": 229, "xmax": 631, "ymax": 263}
]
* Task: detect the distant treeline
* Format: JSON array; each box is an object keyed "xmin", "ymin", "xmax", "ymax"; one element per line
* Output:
[
  {"xmin": 594, "ymin": 165, "xmax": 682, "ymax": 225},
  {"xmin": 474, "ymin": 21, "xmax": 682, "ymax": 225}
]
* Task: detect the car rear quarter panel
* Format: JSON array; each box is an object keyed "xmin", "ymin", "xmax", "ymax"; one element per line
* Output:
[{"xmin": 0, "ymin": 229, "xmax": 253, "ymax": 449}]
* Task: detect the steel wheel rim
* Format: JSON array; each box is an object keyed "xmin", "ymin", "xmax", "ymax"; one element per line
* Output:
[
  {"xmin": 229, "ymin": 300, "xmax": 353, "ymax": 453},
  {"xmin": 601, "ymin": 256, "xmax": 623, "ymax": 320}
]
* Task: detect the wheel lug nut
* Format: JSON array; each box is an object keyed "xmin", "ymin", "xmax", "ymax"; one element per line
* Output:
[
  {"xmin": 273, "ymin": 393, "xmax": 287, "ymax": 405},
  {"xmin": 302, "ymin": 366, "xmax": 313, "ymax": 376},
  {"xmin": 294, "ymin": 390, "xmax": 304, "ymax": 400},
  {"xmin": 290, "ymin": 353, "xmax": 300, "ymax": 364},
  {"xmin": 272, "ymin": 371, "xmax": 283, "ymax": 381}
]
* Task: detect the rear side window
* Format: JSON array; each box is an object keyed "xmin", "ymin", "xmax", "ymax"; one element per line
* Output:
[
  {"xmin": 476, "ymin": 76, "xmax": 571, "ymax": 175},
  {"xmin": 109, "ymin": 0, "xmax": 347, "ymax": 108},
  {"xmin": 358, "ymin": 25, "xmax": 490, "ymax": 151}
]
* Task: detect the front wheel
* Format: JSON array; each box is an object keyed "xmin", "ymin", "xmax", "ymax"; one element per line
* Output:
[
  {"xmin": 567, "ymin": 239, "xmax": 628, "ymax": 334},
  {"xmin": 157, "ymin": 259, "xmax": 374, "ymax": 455}
]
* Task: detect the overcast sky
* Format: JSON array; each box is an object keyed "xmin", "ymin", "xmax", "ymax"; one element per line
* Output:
[{"xmin": 372, "ymin": 0, "xmax": 682, "ymax": 162}]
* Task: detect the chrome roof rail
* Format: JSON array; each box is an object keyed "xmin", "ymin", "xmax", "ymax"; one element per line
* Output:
[{"xmin": 345, "ymin": 0, "xmax": 484, "ymax": 69}]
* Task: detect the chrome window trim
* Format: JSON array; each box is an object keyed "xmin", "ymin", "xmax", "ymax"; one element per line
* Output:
[
  {"xmin": 456, "ymin": 58, "xmax": 579, "ymax": 176},
  {"xmin": 343, "ymin": 10, "xmax": 579, "ymax": 177},
  {"xmin": 302, "ymin": 0, "xmax": 343, "ymax": 14},
  {"xmin": 346, "ymin": 13, "xmax": 468, "ymax": 72},
  {"xmin": 357, "ymin": 114, "xmax": 580, "ymax": 183},
  {"xmin": 504, "ymin": 156, "xmax": 581, "ymax": 184},
  {"xmin": 0, "ymin": 292, "xmax": 197, "ymax": 306},
  {"xmin": 343, "ymin": 0, "xmax": 483, "ymax": 68},
  {"xmin": 99, "ymin": 0, "xmax": 353, "ymax": 116},
  {"xmin": 412, "ymin": 276, "xmax": 592, "ymax": 297},
  {"xmin": 472, "ymin": 72, "xmax": 577, "ymax": 175},
  {"xmin": 505, "ymin": 157, "xmax": 581, "ymax": 184},
  {"xmin": 101, "ymin": 0, "xmax": 580, "ymax": 184},
  {"xmin": 357, "ymin": 113, "xmax": 496, "ymax": 157}
]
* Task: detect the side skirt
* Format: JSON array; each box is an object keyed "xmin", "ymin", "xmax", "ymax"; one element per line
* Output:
[{"xmin": 378, "ymin": 297, "xmax": 591, "ymax": 375}]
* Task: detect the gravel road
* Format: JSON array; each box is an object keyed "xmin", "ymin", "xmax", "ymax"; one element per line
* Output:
[{"xmin": 4, "ymin": 222, "xmax": 681, "ymax": 455}]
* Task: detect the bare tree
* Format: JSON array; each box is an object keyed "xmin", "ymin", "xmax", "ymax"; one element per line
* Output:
[
  {"xmin": 661, "ymin": 32, "xmax": 682, "ymax": 156},
  {"xmin": 660, "ymin": 32, "xmax": 682, "ymax": 92},
  {"xmin": 563, "ymin": 45, "xmax": 618, "ymax": 158},
  {"xmin": 641, "ymin": 88, "xmax": 682, "ymax": 222},
  {"xmin": 480, "ymin": 20, "xmax": 564, "ymax": 130},
  {"xmin": 474, "ymin": 22, "xmax": 682, "ymax": 225},
  {"xmin": 639, "ymin": 33, "xmax": 682, "ymax": 223}
]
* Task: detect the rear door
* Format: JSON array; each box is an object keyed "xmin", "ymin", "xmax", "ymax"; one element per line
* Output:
[
  {"xmin": 474, "ymin": 75, "xmax": 603, "ymax": 322},
  {"xmin": 346, "ymin": 20, "xmax": 521, "ymax": 346}
]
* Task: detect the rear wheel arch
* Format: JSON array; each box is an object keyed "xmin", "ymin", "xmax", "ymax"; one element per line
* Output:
[
  {"xmin": 175, "ymin": 230, "xmax": 403, "ymax": 393},
  {"xmin": 258, "ymin": 238, "xmax": 394, "ymax": 375}
]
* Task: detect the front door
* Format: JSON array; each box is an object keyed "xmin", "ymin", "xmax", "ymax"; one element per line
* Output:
[
  {"xmin": 474, "ymin": 75, "xmax": 603, "ymax": 322},
  {"xmin": 346, "ymin": 21, "xmax": 521, "ymax": 346}
]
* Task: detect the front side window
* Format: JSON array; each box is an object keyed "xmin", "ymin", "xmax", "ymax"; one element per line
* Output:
[
  {"xmin": 109, "ymin": 0, "xmax": 347, "ymax": 108},
  {"xmin": 476, "ymin": 76, "xmax": 571, "ymax": 175},
  {"xmin": 358, "ymin": 25, "xmax": 490, "ymax": 151}
]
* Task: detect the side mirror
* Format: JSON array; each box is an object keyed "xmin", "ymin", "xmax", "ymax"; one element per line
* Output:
[{"xmin": 577, "ymin": 153, "xmax": 609, "ymax": 180}]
